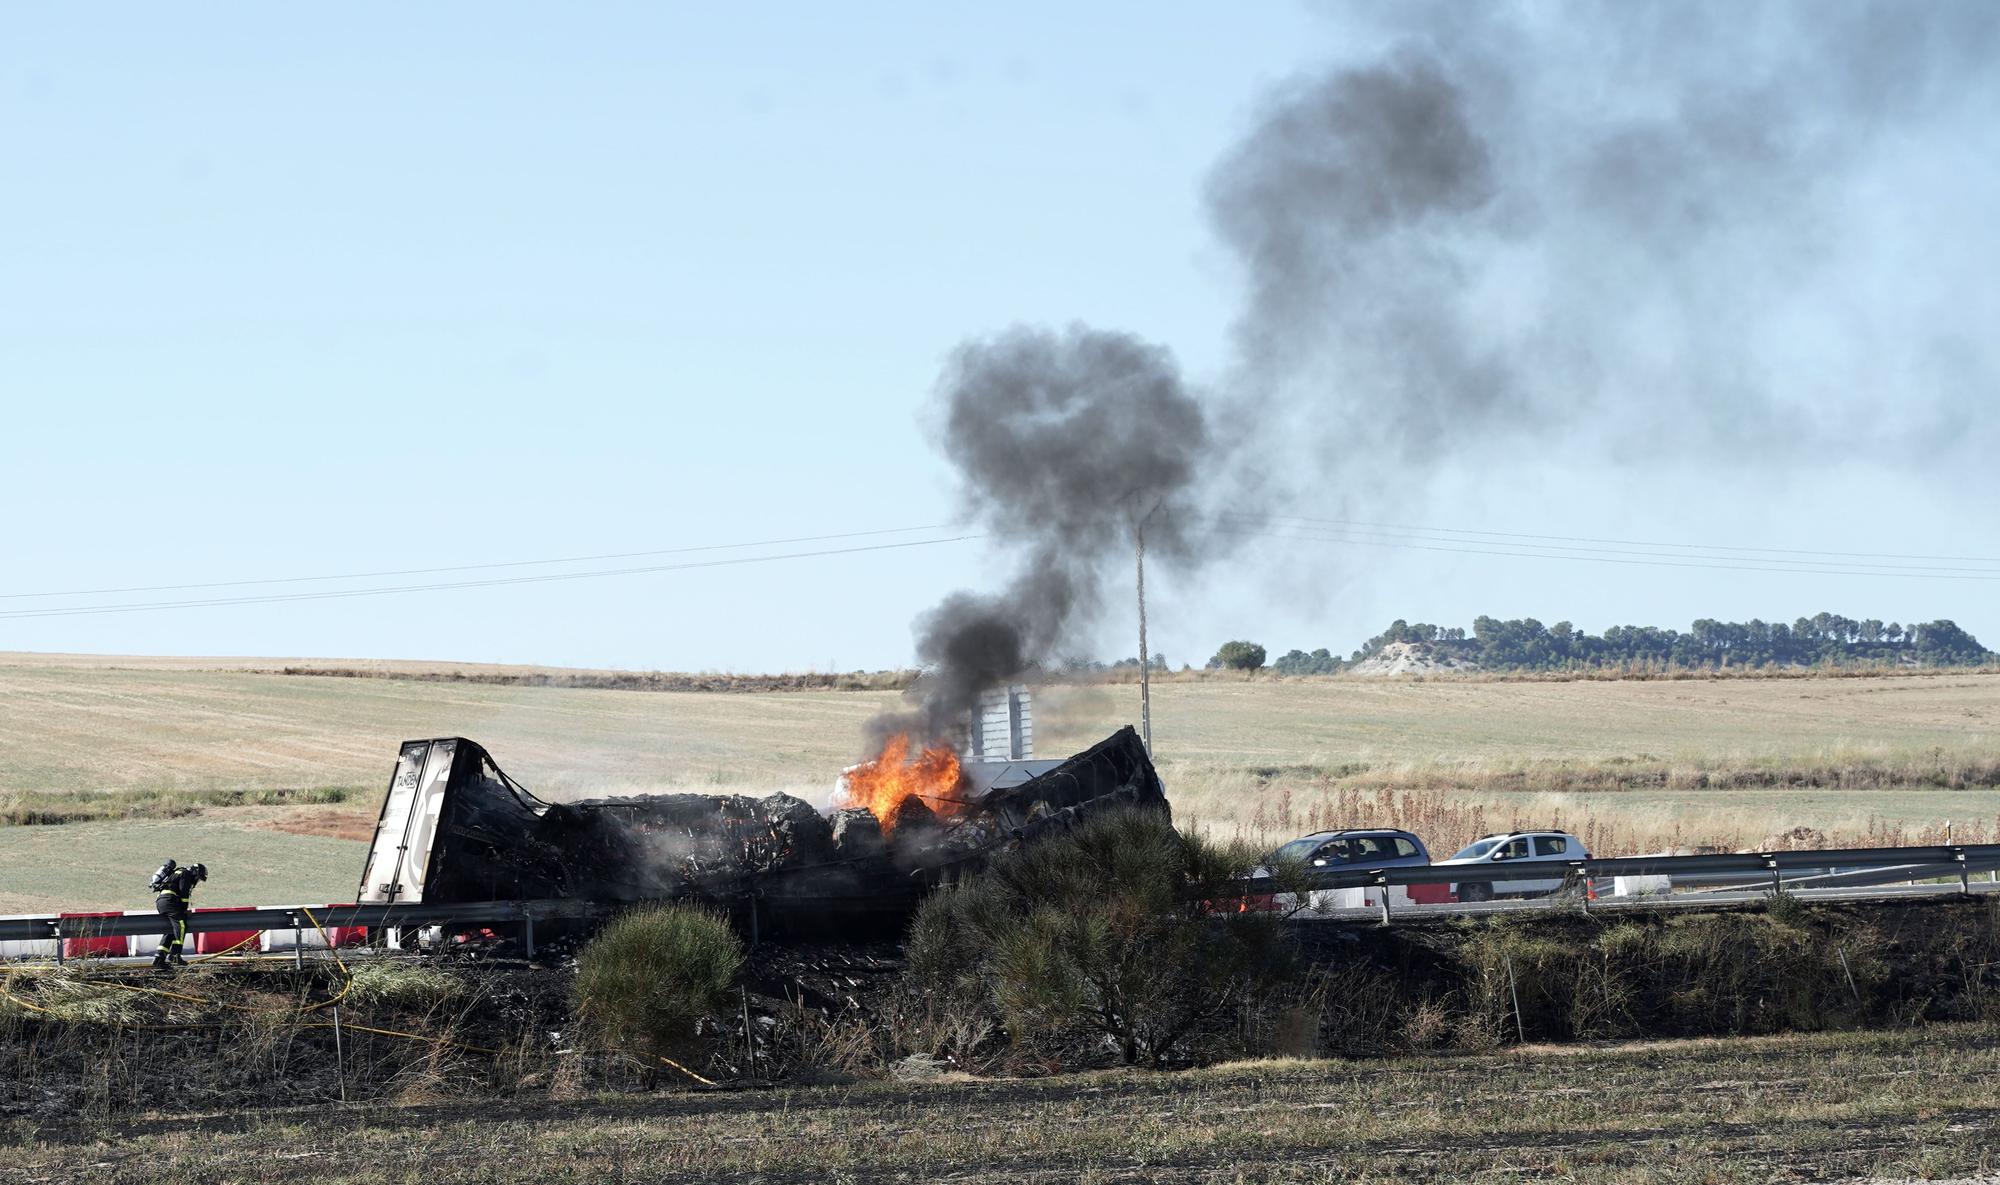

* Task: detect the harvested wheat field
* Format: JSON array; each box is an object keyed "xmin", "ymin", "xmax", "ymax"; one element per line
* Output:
[{"xmin": 1, "ymin": 657, "xmax": 1997, "ymax": 910}]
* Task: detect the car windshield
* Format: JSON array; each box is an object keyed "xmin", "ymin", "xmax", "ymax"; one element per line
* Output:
[
  {"xmin": 1451, "ymin": 837, "xmax": 1505, "ymax": 860},
  {"xmin": 1268, "ymin": 837, "xmax": 1325, "ymax": 864}
]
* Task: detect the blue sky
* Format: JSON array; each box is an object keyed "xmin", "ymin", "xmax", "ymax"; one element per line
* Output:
[{"xmin": 4, "ymin": 4, "xmax": 1995, "ymax": 671}]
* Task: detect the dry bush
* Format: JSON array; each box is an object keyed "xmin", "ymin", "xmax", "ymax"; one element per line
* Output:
[
  {"xmin": 769, "ymin": 1001, "xmax": 881, "ymax": 1078},
  {"xmin": 572, "ymin": 904, "xmax": 743, "ymax": 1059},
  {"xmin": 547, "ymin": 1049, "xmax": 591, "ymax": 1100},
  {"xmin": 17, "ymin": 975, "xmax": 146, "ymax": 1027},
  {"xmin": 1451, "ymin": 909, "xmax": 1879, "ymax": 1046},
  {"xmin": 1263, "ymin": 1004, "xmax": 1321, "ymax": 1059},
  {"xmin": 909, "ymin": 807, "xmax": 1296, "ymax": 1067},
  {"xmin": 342, "ymin": 961, "xmax": 464, "ymax": 1010},
  {"xmin": 1195, "ymin": 772, "xmax": 2000, "ymax": 857},
  {"xmin": 850, "ymin": 992, "xmax": 1000, "ymax": 1075},
  {"xmin": 388, "ymin": 1037, "xmax": 475, "ymax": 1105},
  {"xmin": 1634, "ymin": 913, "xmax": 1865, "ymax": 1033},
  {"xmin": 1400, "ymin": 998, "xmax": 1455, "ymax": 1050},
  {"xmin": 1459, "ymin": 922, "xmax": 1622, "ymax": 1046},
  {"xmin": 1303, "ymin": 963, "xmax": 1404, "ymax": 1057}
]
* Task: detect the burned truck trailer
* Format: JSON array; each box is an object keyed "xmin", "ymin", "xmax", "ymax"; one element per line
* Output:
[{"xmin": 356, "ymin": 726, "xmax": 1167, "ymax": 932}]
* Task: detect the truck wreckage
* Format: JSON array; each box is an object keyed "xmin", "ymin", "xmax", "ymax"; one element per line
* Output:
[{"xmin": 356, "ymin": 714, "xmax": 1166, "ymax": 934}]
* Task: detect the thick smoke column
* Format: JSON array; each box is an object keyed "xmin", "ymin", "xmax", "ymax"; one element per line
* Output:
[
  {"xmin": 1208, "ymin": 49, "xmax": 1499, "ymax": 438},
  {"xmin": 879, "ymin": 1, "xmax": 1999, "ymax": 748},
  {"xmin": 1208, "ymin": 1, "xmax": 2000, "ymax": 469},
  {"xmin": 873, "ymin": 326, "xmax": 1217, "ymax": 746}
]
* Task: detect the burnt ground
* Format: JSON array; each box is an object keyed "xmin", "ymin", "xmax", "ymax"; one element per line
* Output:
[
  {"xmin": 5, "ymin": 895, "xmax": 2000, "ymax": 1174},
  {"xmin": 7, "ymin": 1024, "xmax": 2000, "ymax": 1184}
]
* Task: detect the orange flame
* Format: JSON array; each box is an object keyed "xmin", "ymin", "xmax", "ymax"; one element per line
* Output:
[{"xmin": 840, "ymin": 734, "xmax": 964, "ymax": 834}]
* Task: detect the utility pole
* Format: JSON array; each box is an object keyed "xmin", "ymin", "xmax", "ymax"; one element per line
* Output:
[{"xmin": 1136, "ymin": 521, "xmax": 1151, "ymax": 755}]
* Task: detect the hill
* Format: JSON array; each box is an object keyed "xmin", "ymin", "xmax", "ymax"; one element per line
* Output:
[{"xmin": 1317, "ymin": 612, "xmax": 1996, "ymax": 675}]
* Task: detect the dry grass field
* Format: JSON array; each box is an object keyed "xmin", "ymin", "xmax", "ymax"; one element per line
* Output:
[
  {"xmin": 2, "ymin": 655, "xmax": 1997, "ymax": 912},
  {"xmin": 0, "ymin": 811, "xmax": 365, "ymax": 915},
  {"xmin": 9, "ymin": 1025, "xmax": 1998, "ymax": 1183}
]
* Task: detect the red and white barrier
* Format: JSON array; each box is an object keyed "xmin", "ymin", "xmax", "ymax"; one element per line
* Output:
[
  {"xmin": 1292, "ymin": 883, "xmax": 1455, "ymax": 913},
  {"xmin": 194, "ymin": 906, "xmax": 262, "ymax": 955},
  {"xmin": 59, "ymin": 911, "xmax": 125, "ymax": 960},
  {"xmin": 258, "ymin": 906, "xmax": 366, "ymax": 951},
  {"xmin": 0, "ymin": 904, "xmax": 375, "ymax": 962}
]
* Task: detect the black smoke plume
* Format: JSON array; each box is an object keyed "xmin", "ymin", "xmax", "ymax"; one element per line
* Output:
[
  {"xmin": 870, "ymin": 326, "xmax": 1220, "ymax": 748},
  {"xmin": 876, "ymin": 1, "xmax": 1999, "ymax": 752}
]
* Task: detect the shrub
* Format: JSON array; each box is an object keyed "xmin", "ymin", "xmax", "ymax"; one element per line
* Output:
[
  {"xmin": 9, "ymin": 975, "xmax": 145, "ymax": 1027},
  {"xmin": 1460, "ymin": 922, "xmax": 1616, "ymax": 1045},
  {"xmin": 1456, "ymin": 909, "xmax": 1874, "ymax": 1046},
  {"xmin": 1208, "ymin": 641, "xmax": 1267, "ymax": 671},
  {"xmin": 343, "ymin": 961, "xmax": 464, "ymax": 1010},
  {"xmin": 909, "ymin": 807, "xmax": 1293, "ymax": 1067},
  {"xmin": 572, "ymin": 904, "xmax": 743, "ymax": 1056}
]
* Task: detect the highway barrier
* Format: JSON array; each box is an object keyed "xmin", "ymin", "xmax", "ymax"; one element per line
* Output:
[
  {"xmin": 1, "ymin": 899, "xmax": 608, "ymax": 963},
  {"xmin": 5, "ymin": 842, "xmax": 1999, "ymax": 959}
]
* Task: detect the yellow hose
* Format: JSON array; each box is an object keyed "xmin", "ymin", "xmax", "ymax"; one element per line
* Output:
[
  {"xmin": 188, "ymin": 930, "xmax": 262, "ymax": 962},
  {"xmin": 297, "ymin": 907, "xmax": 354, "ymax": 1013}
]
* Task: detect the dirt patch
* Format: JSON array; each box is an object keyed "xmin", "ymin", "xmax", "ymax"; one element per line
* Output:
[
  {"xmin": 250, "ymin": 805, "xmax": 378, "ymax": 843},
  {"xmin": 1347, "ymin": 641, "xmax": 1479, "ymax": 676}
]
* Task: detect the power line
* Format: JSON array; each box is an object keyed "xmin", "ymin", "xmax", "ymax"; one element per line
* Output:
[
  {"xmin": 0, "ymin": 524, "xmax": 961, "ymax": 601},
  {"xmin": 1226, "ymin": 525, "xmax": 2000, "ymax": 581},
  {"xmin": 1248, "ymin": 513, "xmax": 2000, "ymax": 566},
  {"xmin": 1209, "ymin": 515, "xmax": 2000, "ymax": 575},
  {"xmin": 12, "ymin": 509, "xmax": 1996, "ymax": 625},
  {"xmin": 0, "ymin": 535, "xmax": 985, "ymax": 620}
]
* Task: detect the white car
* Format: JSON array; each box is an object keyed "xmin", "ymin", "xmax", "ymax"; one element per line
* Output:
[{"xmin": 1437, "ymin": 831, "xmax": 1589, "ymax": 901}]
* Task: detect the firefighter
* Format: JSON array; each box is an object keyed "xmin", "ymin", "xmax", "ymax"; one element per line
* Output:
[{"xmin": 149, "ymin": 859, "xmax": 207, "ymax": 970}]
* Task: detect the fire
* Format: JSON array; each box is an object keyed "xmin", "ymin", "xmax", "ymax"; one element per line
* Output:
[{"xmin": 839, "ymin": 734, "xmax": 964, "ymax": 834}]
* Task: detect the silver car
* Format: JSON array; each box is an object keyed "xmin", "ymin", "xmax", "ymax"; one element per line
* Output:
[{"xmin": 1437, "ymin": 831, "xmax": 1589, "ymax": 901}]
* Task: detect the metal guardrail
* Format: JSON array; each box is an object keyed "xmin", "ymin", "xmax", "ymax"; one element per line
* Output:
[
  {"xmin": 1287, "ymin": 879, "xmax": 2000, "ymax": 924},
  {"xmin": 1223, "ymin": 842, "xmax": 2000, "ymax": 897},
  {"xmin": 0, "ymin": 898, "xmax": 607, "ymax": 960},
  {"xmin": 7, "ymin": 842, "xmax": 1998, "ymax": 958}
]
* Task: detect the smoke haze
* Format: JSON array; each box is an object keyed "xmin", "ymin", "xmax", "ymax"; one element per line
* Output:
[
  {"xmin": 882, "ymin": 0, "xmax": 1999, "ymax": 747},
  {"xmin": 1211, "ymin": 1, "xmax": 2000, "ymax": 472}
]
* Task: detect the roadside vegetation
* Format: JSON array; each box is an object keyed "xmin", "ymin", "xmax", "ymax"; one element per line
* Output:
[
  {"xmin": 7, "ymin": 886, "xmax": 2000, "ymax": 1182},
  {"xmin": 1183, "ymin": 766, "xmax": 2000, "ymax": 857},
  {"xmin": 901, "ymin": 814, "xmax": 2000, "ymax": 1073},
  {"xmin": 5, "ymin": 810, "xmax": 1999, "ymax": 1184},
  {"xmin": 0, "ymin": 784, "xmax": 358, "ymax": 827},
  {"xmin": 909, "ymin": 809, "xmax": 1289, "ymax": 1066}
]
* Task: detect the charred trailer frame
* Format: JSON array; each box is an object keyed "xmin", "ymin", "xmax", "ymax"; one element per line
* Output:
[
  {"xmin": 357, "ymin": 737, "xmax": 570, "ymax": 906},
  {"xmin": 357, "ymin": 726, "xmax": 1168, "ymax": 939}
]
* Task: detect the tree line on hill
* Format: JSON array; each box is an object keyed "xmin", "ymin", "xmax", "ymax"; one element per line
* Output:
[{"xmin": 1205, "ymin": 612, "xmax": 1993, "ymax": 674}]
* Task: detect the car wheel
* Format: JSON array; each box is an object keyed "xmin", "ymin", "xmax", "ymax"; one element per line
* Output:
[{"xmin": 1459, "ymin": 882, "xmax": 1492, "ymax": 903}]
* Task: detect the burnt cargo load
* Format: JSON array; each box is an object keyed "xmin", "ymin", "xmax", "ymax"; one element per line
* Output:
[{"xmin": 356, "ymin": 727, "xmax": 1166, "ymax": 924}]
